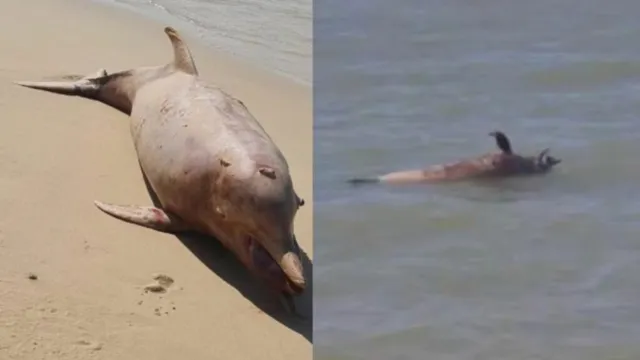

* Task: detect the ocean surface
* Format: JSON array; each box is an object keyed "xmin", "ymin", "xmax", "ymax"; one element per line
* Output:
[
  {"xmin": 314, "ymin": 0, "xmax": 640, "ymax": 359},
  {"xmin": 91, "ymin": 0, "xmax": 311, "ymax": 85}
]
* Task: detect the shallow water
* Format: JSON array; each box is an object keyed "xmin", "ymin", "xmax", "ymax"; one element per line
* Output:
[
  {"xmin": 315, "ymin": 0, "xmax": 640, "ymax": 358},
  {"xmin": 92, "ymin": 0, "xmax": 311, "ymax": 85}
]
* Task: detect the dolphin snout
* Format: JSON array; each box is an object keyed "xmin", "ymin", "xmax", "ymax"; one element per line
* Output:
[{"xmin": 280, "ymin": 251, "xmax": 306, "ymax": 290}]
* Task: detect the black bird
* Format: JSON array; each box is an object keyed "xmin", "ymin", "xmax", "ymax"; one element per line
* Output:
[{"xmin": 489, "ymin": 131, "xmax": 513, "ymax": 154}]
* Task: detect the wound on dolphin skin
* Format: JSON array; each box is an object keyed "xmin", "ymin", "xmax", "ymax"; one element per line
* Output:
[
  {"xmin": 219, "ymin": 158, "xmax": 231, "ymax": 167},
  {"xmin": 150, "ymin": 208, "xmax": 168, "ymax": 224},
  {"xmin": 258, "ymin": 167, "xmax": 276, "ymax": 179},
  {"xmin": 215, "ymin": 206, "xmax": 226, "ymax": 219}
]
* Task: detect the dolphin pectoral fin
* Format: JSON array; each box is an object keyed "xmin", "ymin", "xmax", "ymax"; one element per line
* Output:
[{"xmin": 94, "ymin": 201, "xmax": 191, "ymax": 233}]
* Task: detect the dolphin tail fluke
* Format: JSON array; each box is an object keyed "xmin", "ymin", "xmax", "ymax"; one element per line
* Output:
[
  {"xmin": 347, "ymin": 177, "xmax": 381, "ymax": 186},
  {"xmin": 14, "ymin": 80, "xmax": 81, "ymax": 96},
  {"xmin": 13, "ymin": 69, "xmax": 107, "ymax": 97}
]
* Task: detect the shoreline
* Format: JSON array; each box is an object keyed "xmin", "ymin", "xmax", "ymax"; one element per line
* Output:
[
  {"xmin": 89, "ymin": 0, "xmax": 312, "ymax": 87},
  {"xmin": 90, "ymin": 0, "xmax": 312, "ymax": 89},
  {"xmin": 0, "ymin": 0, "xmax": 312, "ymax": 359}
]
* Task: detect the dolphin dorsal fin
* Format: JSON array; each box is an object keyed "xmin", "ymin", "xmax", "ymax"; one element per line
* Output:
[{"xmin": 164, "ymin": 27, "xmax": 199, "ymax": 76}]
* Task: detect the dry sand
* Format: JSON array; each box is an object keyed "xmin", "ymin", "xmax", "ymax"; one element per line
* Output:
[{"xmin": 0, "ymin": 0, "xmax": 312, "ymax": 358}]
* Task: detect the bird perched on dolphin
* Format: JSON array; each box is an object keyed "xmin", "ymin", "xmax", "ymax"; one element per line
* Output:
[
  {"xmin": 348, "ymin": 131, "xmax": 561, "ymax": 185},
  {"xmin": 14, "ymin": 27, "xmax": 307, "ymax": 315}
]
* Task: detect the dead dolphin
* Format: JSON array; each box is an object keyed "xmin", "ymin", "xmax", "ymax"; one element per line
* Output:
[
  {"xmin": 15, "ymin": 27, "xmax": 306, "ymax": 314},
  {"xmin": 348, "ymin": 131, "xmax": 561, "ymax": 185}
]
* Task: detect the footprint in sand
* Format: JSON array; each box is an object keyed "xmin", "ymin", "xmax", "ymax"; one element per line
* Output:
[
  {"xmin": 139, "ymin": 274, "xmax": 178, "ymax": 316},
  {"xmin": 75, "ymin": 339, "xmax": 103, "ymax": 351},
  {"xmin": 143, "ymin": 273, "xmax": 174, "ymax": 294}
]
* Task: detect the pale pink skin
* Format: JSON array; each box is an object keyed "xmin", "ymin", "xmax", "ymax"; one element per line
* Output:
[
  {"xmin": 132, "ymin": 70, "xmax": 305, "ymax": 295},
  {"xmin": 377, "ymin": 150, "xmax": 560, "ymax": 185},
  {"xmin": 14, "ymin": 27, "xmax": 306, "ymax": 303}
]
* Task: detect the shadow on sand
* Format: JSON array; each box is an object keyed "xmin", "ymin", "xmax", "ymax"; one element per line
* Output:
[{"xmin": 140, "ymin": 170, "xmax": 312, "ymax": 343}]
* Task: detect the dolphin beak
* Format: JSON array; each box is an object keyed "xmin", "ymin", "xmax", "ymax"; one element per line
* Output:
[
  {"xmin": 279, "ymin": 251, "xmax": 306, "ymax": 290},
  {"xmin": 252, "ymin": 233, "xmax": 306, "ymax": 293}
]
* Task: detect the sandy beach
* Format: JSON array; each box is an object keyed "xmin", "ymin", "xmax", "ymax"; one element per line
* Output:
[{"xmin": 0, "ymin": 0, "xmax": 312, "ymax": 358}]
